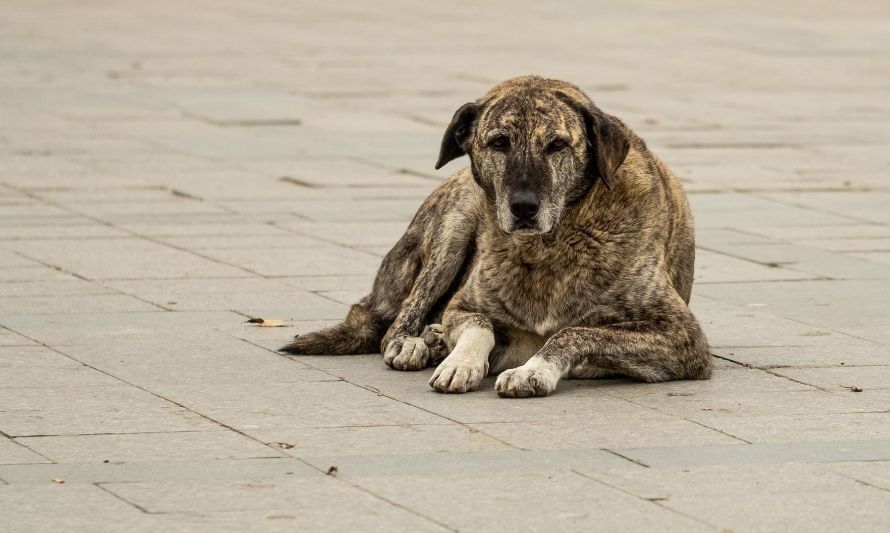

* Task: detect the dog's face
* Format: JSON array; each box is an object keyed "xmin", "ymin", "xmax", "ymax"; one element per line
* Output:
[{"xmin": 435, "ymin": 76, "xmax": 629, "ymax": 235}]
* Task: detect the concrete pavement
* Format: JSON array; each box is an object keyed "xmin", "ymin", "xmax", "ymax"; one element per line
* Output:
[{"xmin": 2, "ymin": 0, "xmax": 890, "ymax": 531}]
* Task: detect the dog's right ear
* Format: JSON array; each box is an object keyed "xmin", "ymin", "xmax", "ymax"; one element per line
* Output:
[{"xmin": 435, "ymin": 102, "xmax": 479, "ymax": 170}]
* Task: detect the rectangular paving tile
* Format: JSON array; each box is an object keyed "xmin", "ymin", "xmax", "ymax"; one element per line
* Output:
[
  {"xmin": 0, "ymin": 249, "xmax": 39, "ymax": 268},
  {"xmin": 336, "ymin": 469, "xmax": 710, "ymax": 532},
  {"xmin": 701, "ymin": 241, "xmax": 890, "ymax": 280},
  {"xmin": 0, "ymin": 294, "xmax": 160, "ymax": 314},
  {"xmin": 0, "ymin": 457, "xmax": 318, "ymax": 485},
  {"xmin": 629, "ymin": 387, "xmax": 887, "ymax": 422},
  {"xmin": 0, "ymin": 345, "xmax": 121, "ymax": 389},
  {"xmin": 469, "ymin": 415, "xmax": 742, "ymax": 450},
  {"xmin": 0, "ymin": 266, "xmax": 76, "ymax": 282},
  {"xmin": 825, "ymin": 461, "xmax": 890, "ymax": 492},
  {"xmin": 157, "ymin": 232, "xmax": 330, "ymax": 251},
  {"xmin": 694, "ymin": 249, "xmax": 820, "ymax": 283},
  {"xmin": 702, "ymin": 412, "xmax": 890, "ymax": 444},
  {"xmin": 585, "ymin": 463, "xmax": 890, "ymax": 531},
  {"xmin": 198, "ymin": 246, "xmax": 383, "ymax": 277},
  {"xmin": 761, "ymin": 191, "xmax": 890, "ymax": 225},
  {"xmin": 104, "ymin": 277, "xmax": 348, "ymax": 319},
  {"xmin": 712, "ymin": 342, "xmax": 890, "ymax": 369},
  {"xmin": 249, "ymin": 423, "xmax": 511, "ymax": 457},
  {"xmin": 157, "ymin": 379, "xmax": 446, "ymax": 432},
  {"xmin": 0, "ymin": 385, "xmax": 219, "ymax": 437},
  {"xmin": 16, "ymin": 430, "xmax": 281, "ymax": 463},
  {"xmin": 276, "ymin": 221, "xmax": 408, "ymax": 247},
  {"xmin": 56, "ymin": 331, "xmax": 336, "ymax": 388},
  {"xmin": 693, "ymin": 204, "xmax": 859, "ymax": 229},
  {"xmin": 2, "ymin": 238, "xmax": 251, "ymax": 280},
  {"xmin": 0, "ymin": 310, "xmax": 241, "ymax": 346},
  {"xmin": 691, "ymin": 295, "xmax": 861, "ymax": 355},
  {"xmin": 277, "ymin": 275, "xmax": 373, "ymax": 294},
  {"xmin": 63, "ymin": 198, "xmax": 229, "ymax": 217},
  {"xmin": 614, "ymin": 439, "xmax": 890, "ymax": 468},
  {"xmin": 0, "ymin": 436, "xmax": 50, "ymax": 465},
  {"xmin": 696, "ymin": 279, "xmax": 890, "ymax": 329},
  {"xmin": 772, "ymin": 366, "xmax": 890, "ymax": 392},
  {"xmin": 102, "ymin": 477, "xmax": 446, "ymax": 531},
  {"xmin": 0, "ymin": 484, "xmax": 168, "ymax": 532},
  {"xmin": 0, "ymin": 277, "xmax": 113, "ymax": 297},
  {"xmin": 0, "ymin": 328, "xmax": 36, "ymax": 347},
  {"xmin": 790, "ymin": 237, "xmax": 890, "ymax": 253},
  {"xmin": 299, "ymin": 449, "xmax": 633, "ymax": 478}
]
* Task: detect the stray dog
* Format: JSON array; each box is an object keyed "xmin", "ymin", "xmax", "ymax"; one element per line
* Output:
[{"xmin": 282, "ymin": 76, "xmax": 711, "ymax": 397}]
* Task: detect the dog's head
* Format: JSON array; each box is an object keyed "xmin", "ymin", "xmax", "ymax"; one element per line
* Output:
[{"xmin": 435, "ymin": 76, "xmax": 629, "ymax": 235}]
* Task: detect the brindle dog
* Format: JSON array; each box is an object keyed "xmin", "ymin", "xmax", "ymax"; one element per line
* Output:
[{"xmin": 282, "ymin": 75, "xmax": 712, "ymax": 397}]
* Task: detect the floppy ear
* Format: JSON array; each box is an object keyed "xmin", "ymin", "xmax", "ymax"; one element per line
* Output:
[
  {"xmin": 435, "ymin": 102, "xmax": 479, "ymax": 170},
  {"xmin": 586, "ymin": 115, "xmax": 629, "ymax": 189},
  {"xmin": 556, "ymin": 93, "xmax": 629, "ymax": 189}
]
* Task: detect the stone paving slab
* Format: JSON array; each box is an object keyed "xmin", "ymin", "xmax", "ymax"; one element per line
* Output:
[
  {"xmin": 2, "ymin": 0, "xmax": 890, "ymax": 531},
  {"xmin": 0, "ymin": 385, "xmax": 220, "ymax": 437},
  {"xmin": 103, "ymin": 477, "xmax": 447, "ymax": 532},
  {"xmin": 325, "ymin": 469, "xmax": 713, "ymax": 532},
  {"xmin": 16, "ymin": 431, "xmax": 282, "ymax": 464},
  {"xmin": 1, "ymin": 484, "xmax": 170, "ymax": 532},
  {"xmin": 614, "ymin": 439, "xmax": 890, "ymax": 468},
  {"xmin": 585, "ymin": 463, "xmax": 890, "ymax": 532},
  {"xmin": 0, "ymin": 437, "xmax": 50, "ymax": 466}
]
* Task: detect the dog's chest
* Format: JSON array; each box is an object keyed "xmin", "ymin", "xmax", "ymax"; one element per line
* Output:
[{"xmin": 477, "ymin": 239, "xmax": 594, "ymax": 336}]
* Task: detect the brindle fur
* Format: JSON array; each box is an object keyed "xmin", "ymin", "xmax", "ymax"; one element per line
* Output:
[{"xmin": 282, "ymin": 76, "xmax": 712, "ymax": 397}]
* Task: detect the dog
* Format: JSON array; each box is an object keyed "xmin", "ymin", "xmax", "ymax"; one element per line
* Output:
[{"xmin": 282, "ymin": 75, "xmax": 711, "ymax": 397}]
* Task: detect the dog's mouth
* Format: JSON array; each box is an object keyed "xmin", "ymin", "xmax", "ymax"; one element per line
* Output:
[
  {"xmin": 514, "ymin": 219, "xmax": 537, "ymax": 231},
  {"xmin": 496, "ymin": 198, "xmax": 559, "ymax": 235},
  {"xmin": 511, "ymin": 228, "xmax": 544, "ymax": 238},
  {"xmin": 503, "ymin": 218, "xmax": 550, "ymax": 236}
]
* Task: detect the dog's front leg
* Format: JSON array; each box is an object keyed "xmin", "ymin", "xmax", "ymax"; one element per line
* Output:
[
  {"xmin": 496, "ymin": 308, "xmax": 711, "ymax": 397},
  {"xmin": 428, "ymin": 312, "xmax": 494, "ymax": 393}
]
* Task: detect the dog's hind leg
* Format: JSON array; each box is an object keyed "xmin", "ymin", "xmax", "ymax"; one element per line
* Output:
[
  {"xmin": 281, "ymin": 171, "xmax": 478, "ymax": 357},
  {"xmin": 280, "ymin": 228, "xmax": 424, "ymax": 355},
  {"xmin": 381, "ymin": 222, "xmax": 475, "ymax": 370}
]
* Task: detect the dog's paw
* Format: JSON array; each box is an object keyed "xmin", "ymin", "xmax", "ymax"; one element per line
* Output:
[
  {"xmin": 383, "ymin": 336, "xmax": 430, "ymax": 371},
  {"xmin": 421, "ymin": 323, "xmax": 448, "ymax": 363},
  {"xmin": 429, "ymin": 359, "xmax": 486, "ymax": 393},
  {"xmin": 495, "ymin": 363, "xmax": 560, "ymax": 398}
]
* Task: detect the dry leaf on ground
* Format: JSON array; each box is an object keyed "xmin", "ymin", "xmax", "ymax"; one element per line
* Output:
[{"xmin": 246, "ymin": 318, "xmax": 288, "ymax": 328}]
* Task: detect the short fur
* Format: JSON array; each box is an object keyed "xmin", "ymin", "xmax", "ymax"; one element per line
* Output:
[{"xmin": 282, "ymin": 76, "xmax": 711, "ymax": 397}]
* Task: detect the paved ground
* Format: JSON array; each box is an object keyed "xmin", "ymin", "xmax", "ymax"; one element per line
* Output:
[{"xmin": 2, "ymin": 0, "xmax": 890, "ymax": 531}]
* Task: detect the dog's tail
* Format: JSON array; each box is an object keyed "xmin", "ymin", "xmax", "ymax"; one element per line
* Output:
[{"xmin": 280, "ymin": 299, "xmax": 385, "ymax": 355}]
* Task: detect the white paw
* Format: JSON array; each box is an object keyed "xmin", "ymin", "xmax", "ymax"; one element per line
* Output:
[
  {"xmin": 383, "ymin": 336, "xmax": 429, "ymax": 371},
  {"xmin": 495, "ymin": 363, "xmax": 560, "ymax": 398},
  {"xmin": 429, "ymin": 358, "xmax": 487, "ymax": 393}
]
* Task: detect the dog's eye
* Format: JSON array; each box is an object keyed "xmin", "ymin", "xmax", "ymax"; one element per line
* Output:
[
  {"xmin": 546, "ymin": 139, "xmax": 568, "ymax": 153},
  {"xmin": 488, "ymin": 136, "xmax": 510, "ymax": 151}
]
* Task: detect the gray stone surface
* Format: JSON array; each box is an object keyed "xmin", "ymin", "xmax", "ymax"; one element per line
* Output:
[
  {"xmin": 2, "ymin": 0, "xmax": 890, "ymax": 531},
  {"xmin": 585, "ymin": 463, "xmax": 890, "ymax": 532}
]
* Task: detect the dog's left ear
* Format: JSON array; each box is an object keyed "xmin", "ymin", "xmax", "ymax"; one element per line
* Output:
[
  {"xmin": 435, "ymin": 102, "xmax": 479, "ymax": 170},
  {"xmin": 557, "ymin": 93, "xmax": 629, "ymax": 189}
]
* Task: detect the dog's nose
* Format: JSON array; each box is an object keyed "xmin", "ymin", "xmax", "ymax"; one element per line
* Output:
[{"xmin": 510, "ymin": 191, "xmax": 539, "ymax": 220}]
